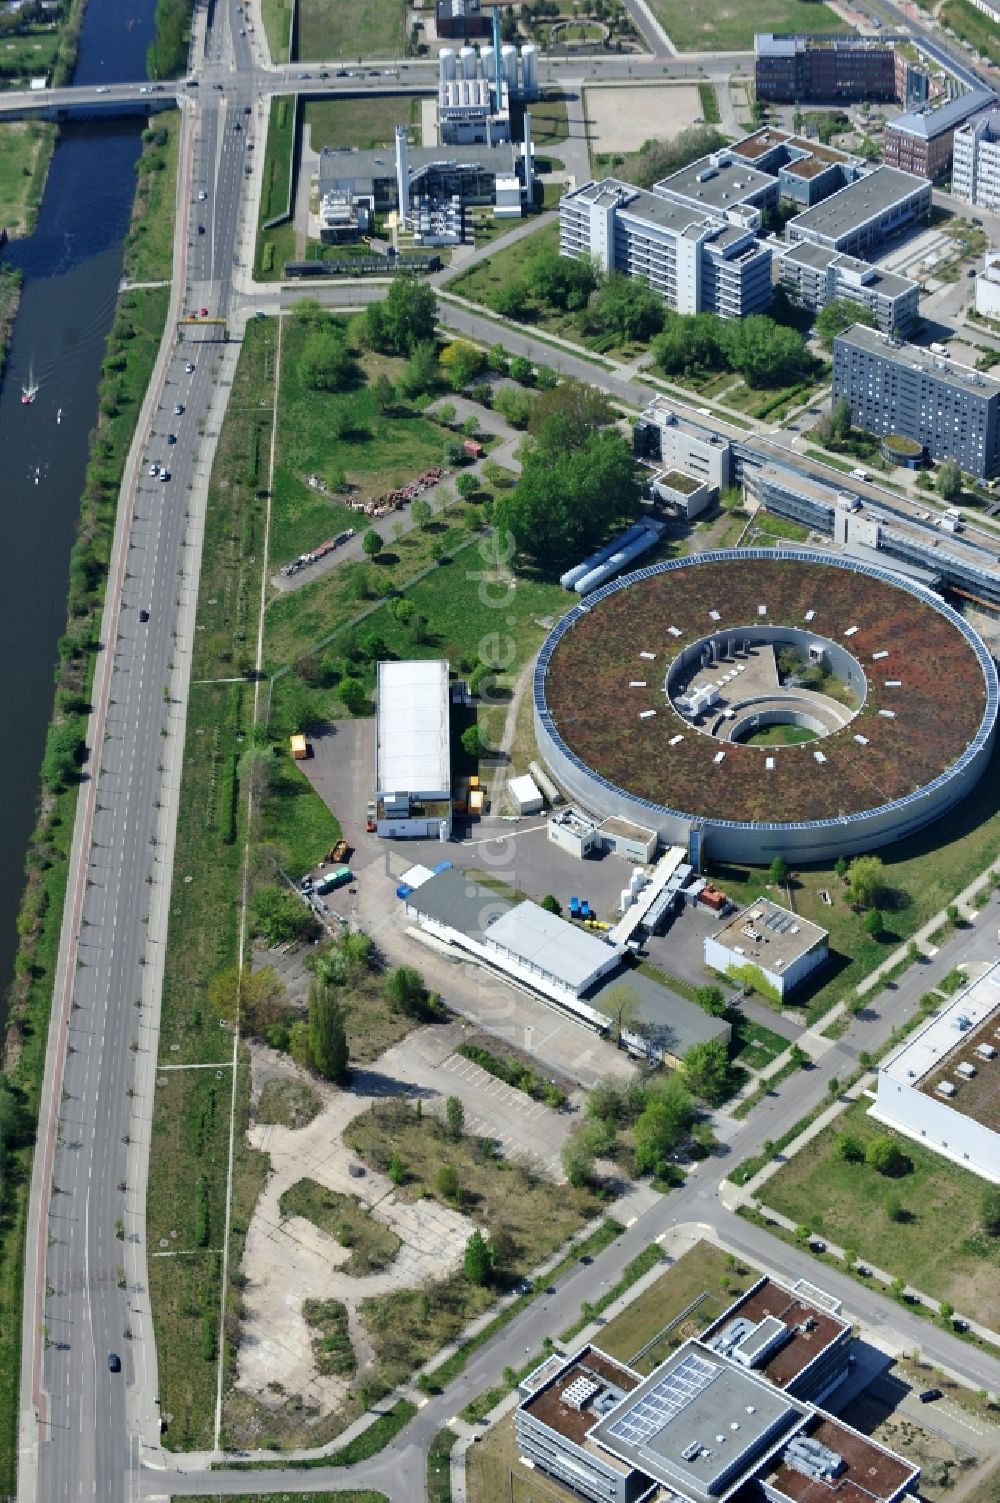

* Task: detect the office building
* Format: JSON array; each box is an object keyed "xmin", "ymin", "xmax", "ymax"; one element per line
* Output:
[
  {"xmin": 975, "ymin": 250, "xmax": 1000, "ymax": 320},
  {"xmin": 952, "ymin": 111, "xmax": 1000, "ymax": 211},
  {"xmin": 775, "ymin": 242, "xmax": 919, "ymax": 335},
  {"xmin": 883, "ymin": 89, "xmax": 994, "ymax": 180},
  {"xmin": 704, "ymin": 898, "xmax": 829, "ymax": 1000},
  {"xmin": 516, "ymin": 1276, "xmax": 920, "ymax": 1503},
  {"xmin": 784, "ymin": 166, "xmax": 931, "ymax": 258},
  {"xmin": 730, "ymin": 127, "xmax": 865, "ymax": 207},
  {"xmin": 832, "ymin": 324, "xmax": 1000, "ymax": 479},
  {"xmin": 633, "ymin": 396, "xmax": 733, "ymax": 491},
  {"xmin": 559, "ymin": 178, "xmax": 773, "ymax": 319},
  {"xmin": 754, "ymin": 33, "xmax": 899, "ymax": 103},
  {"xmin": 872, "ymin": 960, "xmax": 1000, "ymax": 1182},
  {"xmin": 374, "ymin": 660, "xmax": 452, "ymax": 838}
]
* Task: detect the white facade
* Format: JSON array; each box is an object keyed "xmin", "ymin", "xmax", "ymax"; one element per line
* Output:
[
  {"xmin": 704, "ymin": 899, "xmax": 828, "ymax": 999},
  {"xmin": 952, "ymin": 113, "xmax": 1000, "ymax": 213},
  {"xmin": 548, "ymin": 806, "xmax": 602, "ymax": 858},
  {"xmin": 871, "ymin": 963, "xmax": 1000, "ymax": 1184},
  {"xmin": 375, "ymin": 659, "xmax": 452, "ymax": 838},
  {"xmin": 485, "ymin": 902, "xmax": 620, "ymax": 998},
  {"xmin": 976, "ymin": 251, "xmax": 1000, "ymax": 321},
  {"xmin": 508, "ymin": 773, "xmax": 544, "ymax": 814},
  {"xmin": 634, "ymin": 397, "xmax": 732, "ymax": 492}
]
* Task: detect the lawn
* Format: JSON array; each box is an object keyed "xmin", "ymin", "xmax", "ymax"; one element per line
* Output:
[
  {"xmin": 941, "ymin": 0, "xmax": 1000, "ymax": 67},
  {"xmin": 295, "ymin": 0, "xmax": 406, "ymax": 61},
  {"xmin": 257, "ymin": 1076, "xmax": 322, "ymax": 1127},
  {"xmin": 279, "ymin": 1178, "xmax": 403, "ymax": 1273},
  {"xmin": 645, "ymin": 0, "xmax": 849, "ymax": 50},
  {"xmin": 764, "ymin": 1098, "xmax": 1000, "ymax": 1321},
  {"xmin": 512, "ymin": 92, "xmax": 569, "ymax": 149},
  {"xmin": 0, "ymin": 28, "xmax": 61, "ymax": 87},
  {"xmin": 305, "ymin": 95, "xmax": 419, "ymax": 151},
  {"xmin": 124, "ymin": 111, "xmax": 181, "ymax": 282},
  {"xmin": 176, "ymin": 1495, "xmax": 389, "ymax": 1502},
  {"xmin": 710, "ymin": 746, "xmax": 1000, "ymax": 1023},
  {"xmin": 255, "ymin": 95, "xmax": 297, "ymax": 278},
  {"xmin": 261, "ymin": 0, "xmax": 292, "ymax": 61},
  {"xmin": 0, "ymin": 119, "xmax": 55, "ymax": 234}
]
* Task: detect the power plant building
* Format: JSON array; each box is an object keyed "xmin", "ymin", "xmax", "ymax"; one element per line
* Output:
[{"xmin": 832, "ymin": 323, "xmax": 1000, "ymax": 479}]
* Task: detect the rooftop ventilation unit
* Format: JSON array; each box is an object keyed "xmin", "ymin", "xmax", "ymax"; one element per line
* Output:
[
  {"xmin": 784, "ymin": 1436, "xmax": 845, "ymax": 1483},
  {"xmin": 956, "ymin": 1061, "xmax": 977, "ymax": 1079},
  {"xmin": 937, "ymin": 1080, "xmax": 957, "ymax": 1097},
  {"xmin": 563, "ymin": 1376, "xmax": 600, "ymax": 1411}
]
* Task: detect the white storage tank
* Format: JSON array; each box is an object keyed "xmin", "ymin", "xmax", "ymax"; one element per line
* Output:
[
  {"xmin": 520, "ymin": 43, "xmax": 538, "ymax": 94},
  {"xmin": 460, "ymin": 44, "xmax": 477, "ymax": 79},
  {"xmin": 439, "ymin": 47, "xmax": 456, "ymax": 82},
  {"xmin": 630, "ymin": 868, "xmax": 646, "ymax": 896},
  {"xmin": 620, "ymin": 888, "xmax": 633, "ymax": 914},
  {"xmin": 502, "ymin": 43, "xmax": 518, "ymax": 91},
  {"xmin": 480, "ymin": 43, "xmax": 495, "ymax": 85}
]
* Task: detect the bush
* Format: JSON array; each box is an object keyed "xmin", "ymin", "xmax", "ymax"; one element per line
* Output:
[{"xmin": 865, "ymin": 1135, "xmax": 910, "ymax": 1177}]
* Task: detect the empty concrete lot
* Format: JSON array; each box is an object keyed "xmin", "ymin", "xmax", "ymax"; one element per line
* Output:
[{"xmin": 584, "ymin": 83, "xmax": 703, "ymax": 155}]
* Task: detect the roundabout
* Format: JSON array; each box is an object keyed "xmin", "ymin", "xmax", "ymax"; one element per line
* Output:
[{"xmin": 534, "ymin": 551, "xmax": 999, "ymax": 864}]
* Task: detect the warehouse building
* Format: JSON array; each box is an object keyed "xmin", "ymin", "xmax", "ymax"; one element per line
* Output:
[
  {"xmin": 832, "ymin": 324, "xmax": 1000, "ymax": 479},
  {"xmin": 783, "ymin": 167, "xmax": 931, "ymax": 258},
  {"xmin": 952, "ymin": 111, "xmax": 1000, "ymax": 211},
  {"xmin": 775, "ymin": 241, "xmax": 919, "ymax": 336},
  {"xmin": 872, "ymin": 960, "xmax": 1000, "ymax": 1183},
  {"xmin": 374, "ymin": 660, "xmax": 452, "ymax": 838},
  {"xmin": 704, "ymin": 898, "xmax": 828, "ymax": 1000},
  {"xmin": 559, "ymin": 178, "xmax": 773, "ymax": 319},
  {"xmin": 516, "ymin": 1275, "xmax": 919, "ymax": 1503}
]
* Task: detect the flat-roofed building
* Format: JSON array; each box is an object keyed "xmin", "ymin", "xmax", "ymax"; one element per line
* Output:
[
  {"xmin": 872, "ymin": 960, "xmax": 1000, "ymax": 1182},
  {"xmin": 374, "ymin": 660, "xmax": 452, "ymax": 838},
  {"xmin": 783, "ymin": 167, "xmax": 931, "ymax": 258},
  {"xmin": 774, "ymin": 242, "xmax": 919, "ymax": 336},
  {"xmin": 762, "ymin": 1413, "xmax": 920, "ymax": 1503},
  {"xmin": 975, "ymin": 250, "xmax": 1000, "ymax": 320},
  {"xmin": 654, "ymin": 150, "xmax": 779, "ymax": 217},
  {"xmin": 632, "ymin": 396, "xmax": 734, "ymax": 491},
  {"xmin": 832, "ymin": 323, "xmax": 1000, "ymax": 479},
  {"xmin": 952, "ymin": 111, "xmax": 1000, "ymax": 211},
  {"xmin": 484, "ymin": 901, "xmax": 620, "ymax": 999},
  {"xmin": 730, "ymin": 126, "xmax": 865, "ymax": 207},
  {"xmin": 701, "ymin": 1277, "xmax": 851, "ymax": 1403},
  {"xmin": 559, "ymin": 179, "xmax": 773, "ymax": 319},
  {"xmin": 883, "ymin": 89, "xmax": 994, "ymax": 179},
  {"xmin": 754, "ymin": 33, "xmax": 899, "ymax": 104},
  {"xmin": 704, "ymin": 898, "xmax": 828, "ymax": 999}
]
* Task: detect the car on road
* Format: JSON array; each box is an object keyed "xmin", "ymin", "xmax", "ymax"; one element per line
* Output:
[
  {"xmin": 174, "ymin": 402, "xmax": 185, "ymax": 416},
  {"xmin": 138, "ymin": 85, "xmax": 148, "ymax": 94},
  {"xmin": 214, "ymin": 82, "xmax": 224, "ymax": 89},
  {"xmin": 336, "ymin": 69, "xmax": 347, "ymax": 76},
  {"xmin": 297, "ymin": 71, "xmax": 311, "ymax": 78},
  {"xmin": 198, "ymin": 189, "xmax": 208, "ymax": 201},
  {"xmin": 159, "ymin": 469, "xmax": 170, "ymax": 482},
  {"xmin": 919, "ymin": 1389, "xmax": 943, "ymax": 1403},
  {"xmin": 95, "ymin": 85, "xmax": 109, "ymax": 94},
  {"xmin": 197, "ymin": 223, "xmax": 205, "ymax": 234},
  {"xmin": 166, "ymin": 433, "xmax": 177, "ymax": 445},
  {"xmin": 199, "ymin": 306, "xmax": 208, "ymax": 316},
  {"xmin": 108, "ymin": 1353, "xmax": 121, "ymax": 1372},
  {"xmin": 148, "ymin": 463, "xmax": 159, "ymax": 476},
  {"xmin": 234, "ymin": 120, "xmax": 242, "ymax": 130},
  {"xmin": 244, "ymin": 104, "xmax": 251, "ymax": 113},
  {"xmin": 185, "ymin": 361, "xmax": 195, "ymax": 373},
  {"xmin": 320, "ymin": 69, "xmax": 329, "ymax": 77},
  {"xmin": 138, "ymin": 610, "xmax": 150, "ymax": 624}
]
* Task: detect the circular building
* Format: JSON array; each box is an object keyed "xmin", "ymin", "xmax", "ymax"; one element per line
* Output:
[{"xmin": 534, "ymin": 551, "xmax": 998, "ymax": 864}]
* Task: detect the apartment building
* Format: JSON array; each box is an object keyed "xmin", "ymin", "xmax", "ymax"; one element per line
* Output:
[
  {"xmin": 559, "ymin": 179, "xmax": 773, "ymax": 318},
  {"xmin": 775, "ymin": 241, "xmax": 919, "ymax": 335},
  {"xmin": 832, "ymin": 324, "xmax": 1000, "ymax": 479},
  {"xmin": 952, "ymin": 111, "xmax": 1000, "ymax": 211}
]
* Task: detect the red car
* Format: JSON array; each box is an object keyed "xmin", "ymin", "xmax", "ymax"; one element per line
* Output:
[{"xmin": 199, "ymin": 306, "xmax": 208, "ymax": 317}]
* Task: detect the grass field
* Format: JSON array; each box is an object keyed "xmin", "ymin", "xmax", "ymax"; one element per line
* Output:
[
  {"xmin": 764, "ymin": 1099, "xmax": 1000, "ymax": 1321},
  {"xmin": 0, "ymin": 119, "xmax": 55, "ymax": 235},
  {"xmin": 709, "ymin": 748, "xmax": 1000, "ymax": 1023},
  {"xmin": 261, "ymin": 0, "xmax": 292, "ymax": 60},
  {"xmin": 176, "ymin": 1494, "xmax": 389, "ymax": 1502},
  {"xmin": 0, "ymin": 28, "xmax": 61, "ymax": 86},
  {"xmin": 941, "ymin": 0, "xmax": 1000, "ymax": 66},
  {"xmin": 124, "ymin": 112, "xmax": 181, "ymax": 283},
  {"xmin": 646, "ymin": 0, "xmax": 849, "ymax": 50},
  {"xmin": 255, "ymin": 95, "xmax": 297, "ymax": 279},
  {"xmin": 295, "ymin": 0, "xmax": 406, "ymax": 61},
  {"xmin": 305, "ymin": 95, "xmax": 419, "ymax": 151}
]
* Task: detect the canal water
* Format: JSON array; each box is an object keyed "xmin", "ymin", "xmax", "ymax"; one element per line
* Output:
[{"xmin": 0, "ymin": 0, "xmax": 160, "ymax": 1023}]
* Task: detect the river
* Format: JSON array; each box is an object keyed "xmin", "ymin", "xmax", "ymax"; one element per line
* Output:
[{"xmin": 0, "ymin": 0, "xmax": 161, "ymax": 1023}]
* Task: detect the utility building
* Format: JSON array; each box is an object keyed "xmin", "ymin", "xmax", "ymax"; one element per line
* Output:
[
  {"xmin": 374, "ymin": 660, "xmax": 452, "ymax": 838},
  {"xmin": 704, "ymin": 898, "xmax": 828, "ymax": 999}
]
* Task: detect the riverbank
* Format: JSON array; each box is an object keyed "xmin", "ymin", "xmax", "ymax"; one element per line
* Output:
[
  {"xmin": 0, "ymin": 265, "xmax": 22, "ymax": 382},
  {"xmin": 0, "ymin": 107, "xmax": 176, "ymax": 1476}
]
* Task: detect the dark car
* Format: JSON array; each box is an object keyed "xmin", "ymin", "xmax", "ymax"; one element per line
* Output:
[
  {"xmin": 197, "ymin": 223, "xmax": 205, "ymax": 234},
  {"xmin": 166, "ymin": 433, "xmax": 177, "ymax": 445},
  {"xmin": 336, "ymin": 69, "xmax": 347, "ymax": 76},
  {"xmin": 244, "ymin": 104, "xmax": 252, "ymax": 113},
  {"xmin": 919, "ymin": 1389, "xmax": 943, "ymax": 1404},
  {"xmin": 319, "ymin": 70, "xmax": 329, "ymax": 77},
  {"xmin": 234, "ymin": 120, "xmax": 241, "ymax": 130},
  {"xmin": 139, "ymin": 610, "xmax": 150, "ymax": 623},
  {"xmin": 108, "ymin": 1353, "xmax": 121, "ymax": 1372}
]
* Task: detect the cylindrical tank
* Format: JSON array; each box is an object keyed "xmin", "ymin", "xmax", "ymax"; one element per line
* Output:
[
  {"xmin": 620, "ymin": 889, "xmax": 633, "ymax": 914},
  {"xmin": 480, "ymin": 44, "xmax": 495, "ymax": 87},
  {"xmin": 460, "ymin": 44, "xmax": 477, "ymax": 79},
  {"xmin": 439, "ymin": 821, "xmax": 449, "ymax": 843},
  {"xmin": 520, "ymin": 43, "xmax": 538, "ymax": 94},
  {"xmin": 502, "ymin": 43, "xmax": 518, "ymax": 91},
  {"xmin": 439, "ymin": 47, "xmax": 456, "ymax": 82},
  {"xmin": 630, "ymin": 868, "xmax": 646, "ymax": 896}
]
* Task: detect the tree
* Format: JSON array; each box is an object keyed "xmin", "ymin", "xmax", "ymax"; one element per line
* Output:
[
  {"xmin": 633, "ymin": 1077, "xmax": 694, "ymax": 1173},
  {"xmin": 863, "ymin": 907, "xmax": 883, "ymax": 938},
  {"xmin": 410, "ymin": 497, "xmax": 432, "ymax": 528},
  {"xmin": 981, "ymin": 1185, "xmax": 1000, "ymax": 1236},
  {"xmin": 624, "ymin": 125, "xmax": 729, "ymax": 190},
  {"xmin": 494, "ymin": 425, "xmax": 641, "ymax": 571},
  {"xmin": 362, "ymin": 528, "xmax": 384, "ymax": 560},
  {"xmin": 834, "ymin": 855, "xmax": 849, "ymax": 880},
  {"xmin": 455, "ymin": 471, "xmax": 479, "ymax": 501},
  {"xmin": 487, "ymin": 342, "xmax": 510, "ymax": 374},
  {"xmin": 768, "ymin": 856, "xmax": 789, "ymax": 886},
  {"xmin": 363, "ymin": 278, "xmax": 436, "ymax": 355},
  {"xmin": 435, "ymin": 400, "xmax": 457, "ymax": 429},
  {"xmin": 389, "ymin": 596, "xmax": 415, "ymax": 625},
  {"xmin": 308, "ymin": 981, "xmax": 349, "ymax": 1084},
  {"xmin": 527, "ymin": 248, "xmax": 599, "ymax": 312},
  {"xmin": 298, "ymin": 326, "xmax": 355, "ymax": 391},
  {"xmin": 464, "ymin": 1228, "xmax": 491, "ymax": 1285},
  {"xmin": 491, "ymin": 280, "xmax": 532, "ymax": 319},
  {"xmin": 938, "ymin": 1299, "xmax": 955, "ymax": 1325},
  {"xmin": 936, "ymin": 459, "xmax": 962, "ymax": 501},
  {"xmin": 865, "ymin": 1135, "xmax": 909, "ymax": 1176},
  {"xmin": 681, "ymin": 1041, "xmax": 733, "ymax": 1105},
  {"xmin": 814, "ymin": 298, "xmax": 876, "ymax": 351},
  {"xmin": 337, "ymin": 678, "xmax": 367, "ymax": 716},
  {"xmin": 437, "ymin": 1162, "xmax": 460, "ymax": 1201},
  {"xmin": 397, "ymin": 339, "xmax": 440, "ymax": 399},
  {"xmin": 445, "ymin": 1095, "xmax": 465, "ymax": 1141},
  {"xmin": 562, "ymin": 1125, "xmax": 597, "ymax": 1187},
  {"xmin": 835, "ymin": 1131, "xmax": 868, "ymax": 1166},
  {"xmin": 694, "ymin": 985, "xmax": 727, "ymax": 1017},
  {"xmin": 540, "ymin": 894, "xmax": 562, "ymax": 916},
  {"xmin": 847, "ymin": 855, "xmax": 885, "ymax": 910},
  {"xmin": 526, "ymin": 378, "xmax": 615, "ymax": 447},
  {"xmin": 41, "ymin": 721, "xmax": 85, "ymax": 791},
  {"xmin": 590, "ymin": 271, "xmax": 664, "ymax": 341},
  {"xmin": 208, "ymin": 963, "xmax": 288, "ymax": 1034},
  {"xmin": 493, "ymin": 384, "xmax": 535, "ymax": 429},
  {"xmin": 373, "ymin": 373, "xmax": 395, "ymax": 413},
  {"xmin": 389, "ymin": 1151, "xmax": 405, "ymax": 1186},
  {"xmin": 250, "ymin": 885, "xmax": 312, "ymax": 947},
  {"xmin": 382, "ymin": 964, "xmax": 427, "ymax": 1018},
  {"xmin": 509, "ymin": 355, "xmax": 534, "ymax": 385},
  {"xmin": 598, "ymin": 983, "xmax": 642, "ymax": 1041},
  {"xmin": 461, "ymin": 723, "xmax": 488, "ymax": 758}
]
